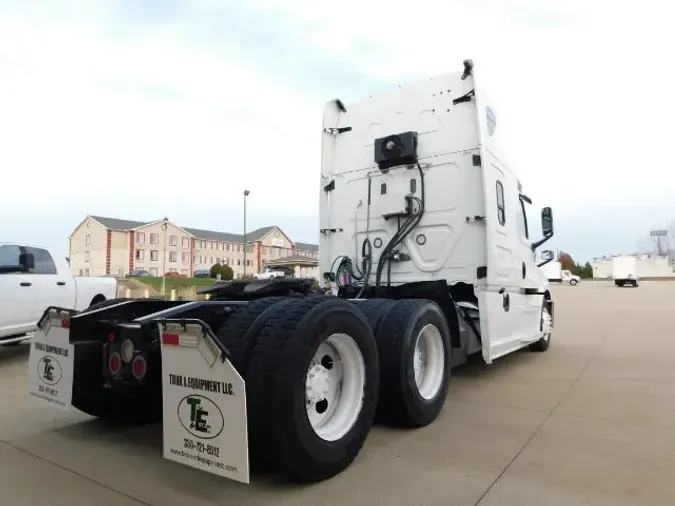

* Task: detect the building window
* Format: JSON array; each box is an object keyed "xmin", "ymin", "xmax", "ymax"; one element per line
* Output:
[
  {"xmin": 137, "ymin": 232, "xmax": 145, "ymax": 244},
  {"xmin": 237, "ymin": 245, "xmax": 242, "ymax": 252},
  {"xmin": 169, "ymin": 235, "xmax": 177, "ymax": 246},
  {"xmin": 181, "ymin": 269, "xmax": 189, "ymax": 275},
  {"xmin": 226, "ymin": 244, "xmax": 231, "ymax": 251},
  {"xmin": 246, "ymin": 260, "xmax": 252, "ymax": 267},
  {"xmin": 216, "ymin": 257, "xmax": 220, "ymax": 263},
  {"xmin": 201, "ymin": 241, "xmax": 206, "ymax": 249},
  {"xmin": 150, "ymin": 250, "xmax": 159, "ymax": 261},
  {"xmin": 150, "ymin": 233, "xmax": 159, "ymax": 244},
  {"xmin": 118, "ymin": 268, "xmax": 125, "ymax": 276},
  {"xmin": 85, "ymin": 234, "xmax": 91, "ymax": 245},
  {"xmin": 149, "ymin": 267, "xmax": 158, "ymax": 276},
  {"xmin": 182, "ymin": 237, "xmax": 190, "ymax": 248},
  {"xmin": 85, "ymin": 251, "xmax": 90, "ymax": 262},
  {"xmin": 79, "ymin": 269, "xmax": 83, "ymax": 275},
  {"xmin": 211, "ymin": 241, "xmax": 217, "ymax": 249},
  {"xmin": 84, "ymin": 268, "xmax": 90, "ymax": 276},
  {"xmin": 496, "ymin": 181, "xmax": 506, "ymax": 226},
  {"xmin": 136, "ymin": 249, "xmax": 144, "ymax": 260},
  {"xmin": 169, "ymin": 268, "xmax": 177, "ymax": 273},
  {"xmin": 237, "ymin": 259, "xmax": 241, "ymax": 266},
  {"xmin": 169, "ymin": 251, "xmax": 177, "ymax": 262},
  {"xmin": 182, "ymin": 252, "xmax": 189, "ymax": 263}
]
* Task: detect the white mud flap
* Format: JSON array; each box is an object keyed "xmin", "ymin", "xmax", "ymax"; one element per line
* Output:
[
  {"xmin": 27, "ymin": 308, "xmax": 75, "ymax": 409},
  {"xmin": 159, "ymin": 321, "xmax": 250, "ymax": 484}
]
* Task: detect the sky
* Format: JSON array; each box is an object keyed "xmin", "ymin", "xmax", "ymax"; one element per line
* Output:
[{"xmin": 1, "ymin": 0, "xmax": 674, "ymax": 264}]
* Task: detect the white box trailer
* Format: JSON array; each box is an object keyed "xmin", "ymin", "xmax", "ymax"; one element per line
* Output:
[
  {"xmin": 612, "ymin": 256, "xmax": 639, "ymax": 287},
  {"xmin": 27, "ymin": 60, "xmax": 557, "ymax": 485},
  {"xmin": 540, "ymin": 260, "xmax": 581, "ymax": 285}
]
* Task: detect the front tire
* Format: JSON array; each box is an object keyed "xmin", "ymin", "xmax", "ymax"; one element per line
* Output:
[
  {"xmin": 569, "ymin": 279, "xmax": 578, "ymax": 286},
  {"xmin": 246, "ymin": 297, "xmax": 379, "ymax": 482},
  {"xmin": 529, "ymin": 302, "xmax": 553, "ymax": 352}
]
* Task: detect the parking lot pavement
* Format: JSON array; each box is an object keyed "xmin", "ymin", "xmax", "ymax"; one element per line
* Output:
[{"xmin": 2, "ymin": 281, "xmax": 675, "ymax": 506}]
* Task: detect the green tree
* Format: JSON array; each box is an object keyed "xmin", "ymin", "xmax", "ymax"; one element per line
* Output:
[
  {"xmin": 209, "ymin": 263, "xmax": 222, "ymax": 278},
  {"xmin": 220, "ymin": 264, "xmax": 234, "ymax": 281}
]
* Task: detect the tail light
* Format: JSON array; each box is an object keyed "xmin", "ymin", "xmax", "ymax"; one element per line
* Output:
[
  {"xmin": 132, "ymin": 355, "xmax": 147, "ymax": 380},
  {"xmin": 108, "ymin": 352, "xmax": 122, "ymax": 375},
  {"xmin": 60, "ymin": 319, "xmax": 71, "ymax": 328}
]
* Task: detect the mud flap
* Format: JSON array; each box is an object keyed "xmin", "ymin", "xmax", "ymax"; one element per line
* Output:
[
  {"xmin": 27, "ymin": 307, "xmax": 77, "ymax": 409},
  {"xmin": 158, "ymin": 321, "xmax": 250, "ymax": 484}
]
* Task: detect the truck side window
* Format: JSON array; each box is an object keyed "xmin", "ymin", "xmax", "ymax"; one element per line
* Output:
[
  {"xmin": 24, "ymin": 247, "xmax": 57, "ymax": 275},
  {"xmin": 0, "ymin": 244, "xmax": 21, "ymax": 271},
  {"xmin": 518, "ymin": 197, "xmax": 529, "ymax": 239},
  {"xmin": 496, "ymin": 181, "xmax": 505, "ymax": 225}
]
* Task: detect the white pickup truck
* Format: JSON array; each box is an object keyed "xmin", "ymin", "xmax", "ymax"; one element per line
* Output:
[
  {"xmin": 254, "ymin": 268, "xmax": 286, "ymax": 280},
  {"xmin": 0, "ymin": 243, "xmax": 118, "ymax": 346}
]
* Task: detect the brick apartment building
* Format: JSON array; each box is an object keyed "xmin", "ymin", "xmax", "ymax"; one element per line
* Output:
[{"xmin": 68, "ymin": 215, "xmax": 319, "ymax": 279}]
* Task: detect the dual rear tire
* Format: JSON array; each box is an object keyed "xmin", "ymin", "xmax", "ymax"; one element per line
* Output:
[{"xmin": 217, "ymin": 297, "xmax": 453, "ymax": 483}]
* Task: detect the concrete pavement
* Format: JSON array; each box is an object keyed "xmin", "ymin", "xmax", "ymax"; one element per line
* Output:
[{"xmin": 2, "ymin": 281, "xmax": 674, "ymax": 506}]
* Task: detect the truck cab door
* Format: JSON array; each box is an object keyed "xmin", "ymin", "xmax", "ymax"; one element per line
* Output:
[
  {"xmin": 0, "ymin": 244, "xmax": 34, "ymax": 337},
  {"xmin": 478, "ymin": 154, "xmax": 545, "ymax": 363},
  {"xmin": 22, "ymin": 247, "xmax": 73, "ymax": 321}
]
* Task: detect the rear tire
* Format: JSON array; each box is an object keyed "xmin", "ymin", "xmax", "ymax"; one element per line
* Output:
[
  {"xmin": 373, "ymin": 299, "xmax": 452, "ymax": 428},
  {"xmin": 215, "ymin": 296, "xmax": 289, "ymax": 375},
  {"xmin": 246, "ymin": 297, "xmax": 379, "ymax": 483}
]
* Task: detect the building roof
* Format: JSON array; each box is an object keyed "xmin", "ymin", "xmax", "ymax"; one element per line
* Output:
[
  {"xmin": 88, "ymin": 216, "xmax": 317, "ymax": 249},
  {"xmin": 295, "ymin": 242, "xmax": 319, "ymax": 252},
  {"xmin": 91, "ymin": 216, "xmax": 148, "ymax": 230}
]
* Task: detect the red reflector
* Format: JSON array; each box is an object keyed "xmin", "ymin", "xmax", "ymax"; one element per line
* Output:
[
  {"xmin": 108, "ymin": 332, "xmax": 116, "ymax": 343},
  {"xmin": 61, "ymin": 319, "xmax": 71, "ymax": 328},
  {"xmin": 108, "ymin": 353, "xmax": 122, "ymax": 375},
  {"xmin": 162, "ymin": 333, "xmax": 179, "ymax": 346},
  {"xmin": 132, "ymin": 356, "xmax": 147, "ymax": 380}
]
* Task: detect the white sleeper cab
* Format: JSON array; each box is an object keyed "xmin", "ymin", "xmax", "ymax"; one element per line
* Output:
[{"xmin": 27, "ymin": 60, "xmax": 556, "ymax": 487}]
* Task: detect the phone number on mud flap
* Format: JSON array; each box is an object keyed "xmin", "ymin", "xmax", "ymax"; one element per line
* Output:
[
  {"xmin": 37, "ymin": 384, "xmax": 58, "ymax": 397},
  {"xmin": 184, "ymin": 438, "xmax": 220, "ymax": 457}
]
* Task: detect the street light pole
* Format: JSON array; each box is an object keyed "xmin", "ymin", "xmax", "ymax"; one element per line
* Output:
[
  {"xmin": 161, "ymin": 218, "xmax": 168, "ymax": 295},
  {"xmin": 243, "ymin": 190, "xmax": 250, "ymax": 277}
]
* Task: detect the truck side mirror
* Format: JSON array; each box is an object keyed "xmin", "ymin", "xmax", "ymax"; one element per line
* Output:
[
  {"xmin": 19, "ymin": 252, "xmax": 35, "ymax": 272},
  {"xmin": 537, "ymin": 249, "xmax": 554, "ymax": 268},
  {"xmin": 541, "ymin": 207, "xmax": 554, "ymax": 238},
  {"xmin": 531, "ymin": 207, "xmax": 554, "ymax": 251}
]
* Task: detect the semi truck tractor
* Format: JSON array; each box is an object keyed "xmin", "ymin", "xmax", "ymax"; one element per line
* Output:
[
  {"xmin": 612, "ymin": 255, "xmax": 639, "ymax": 287},
  {"xmin": 27, "ymin": 60, "xmax": 556, "ymax": 486}
]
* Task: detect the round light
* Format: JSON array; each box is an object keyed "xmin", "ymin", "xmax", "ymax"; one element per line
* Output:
[
  {"xmin": 132, "ymin": 356, "xmax": 147, "ymax": 380},
  {"xmin": 121, "ymin": 339, "xmax": 135, "ymax": 363},
  {"xmin": 108, "ymin": 353, "xmax": 122, "ymax": 375}
]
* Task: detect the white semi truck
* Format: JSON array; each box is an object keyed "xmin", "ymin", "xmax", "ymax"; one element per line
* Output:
[
  {"xmin": 540, "ymin": 260, "xmax": 581, "ymax": 285},
  {"xmin": 612, "ymin": 255, "xmax": 639, "ymax": 287},
  {"xmin": 27, "ymin": 60, "xmax": 556, "ymax": 486}
]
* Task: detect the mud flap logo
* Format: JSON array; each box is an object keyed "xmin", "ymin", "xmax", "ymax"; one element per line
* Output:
[
  {"xmin": 37, "ymin": 356, "xmax": 62, "ymax": 385},
  {"xmin": 178, "ymin": 395, "xmax": 224, "ymax": 439}
]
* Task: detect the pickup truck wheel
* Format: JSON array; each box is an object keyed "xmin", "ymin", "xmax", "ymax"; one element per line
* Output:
[
  {"xmin": 569, "ymin": 279, "xmax": 578, "ymax": 286},
  {"xmin": 529, "ymin": 303, "xmax": 553, "ymax": 352},
  {"xmin": 215, "ymin": 296, "xmax": 289, "ymax": 375},
  {"xmin": 246, "ymin": 297, "xmax": 379, "ymax": 482},
  {"xmin": 373, "ymin": 299, "xmax": 452, "ymax": 428}
]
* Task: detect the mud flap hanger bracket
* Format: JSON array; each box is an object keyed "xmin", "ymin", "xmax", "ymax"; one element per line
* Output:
[
  {"xmin": 154, "ymin": 317, "xmax": 233, "ymax": 363},
  {"xmin": 37, "ymin": 306, "xmax": 81, "ymax": 331}
]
